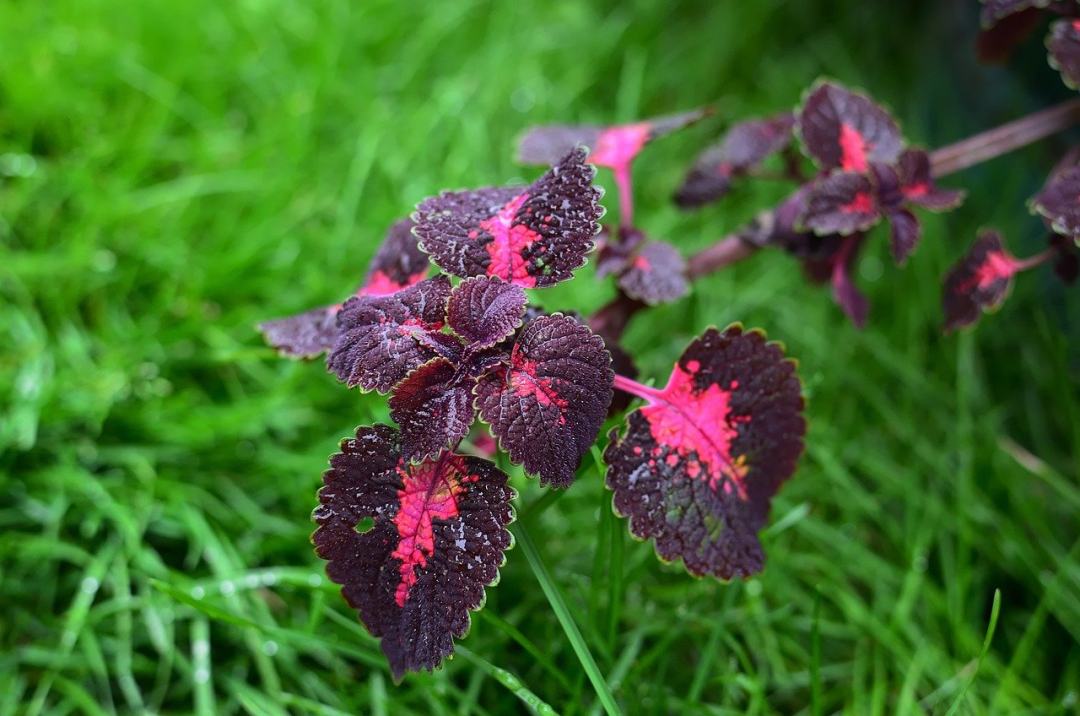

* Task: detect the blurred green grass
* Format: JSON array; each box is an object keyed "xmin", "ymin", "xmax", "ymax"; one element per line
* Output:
[{"xmin": 2, "ymin": 0, "xmax": 1079, "ymax": 713}]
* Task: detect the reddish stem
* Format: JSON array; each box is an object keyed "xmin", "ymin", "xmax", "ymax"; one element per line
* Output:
[
  {"xmin": 686, "ymin": 236, "xmax": 758, "ymax": 278},
  {"xmin": 612, "ymin": 373, "xmax": 665, "ymax": 403},
  {"xmin": 590, "ymin": 98, "xmax": 1080, "ymax": 341},
  {"xmin": 929, "ymin": 99, "xmax": 1080, "ymax": 177},
  {"xmin": 1013, "ymin": 247, "xmax": 1057, "ymax": 272}
]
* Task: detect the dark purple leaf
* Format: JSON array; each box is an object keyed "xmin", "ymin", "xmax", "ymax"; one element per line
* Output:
[
  {"xmin": 362, "ymin": 218, "xmax": 431, "ymax": 297},
  {"xmin": 1049, "ymin": 18, "xmax": 1080, "ymax": 90},
  {"xmin": 604, "ymin": 326, "xmax": 805, "ymax": 580},
  {"xmin": 594, "ymin": 226, "xmax": 645, "ymax": 279},
  {"xmin": 802, "ymin": 172, "xmax": 881, "ymax": 235},
  {"xmin": 1032, "ymin": 165, "xmax": 1080, "ymax": 239},
  {"xmin": 259, "ymin": 304, "xmax": 341, "ymax": 359},
  {"xmin": 516, "ymin": 109, "xmax": 710, "ymax": 169},
  {"xmin": 390, "ymin": 359, "xmax": 477, "ymax": 462},
  {"xmin": 313, "ymin": 425, "xmax": 514, "ymax": 680},
  {"xmin": 674, "ymin": 113, "xmax": 796, "ymax": 208},
  {"xmin": 617, "ymin": 241, "xmax": 689, "ymax": 305},
  {"xmin": 446, "ymin": 277, "xmax": 527, "ymax": 349},
  {"xmin": 887, "ymin": 208, "xmax": 922, "ymax": 265},
  {"xmin": 797, "ymin": 81, "xmax": 903, "ymax": 172},
  {"xmin": 896, "ymin": 150, "xmax": 966, "ymax": 211},
  {"xmin": 327, "ymin": 276, "xmax": 460, "ymax": 392},
  {"xmin": 943, "ymin": 230, "xmax": 1019, "ymax": 331},
  {"xmin": 475, "ymin": 315, "xmax": 613, "ymax": 487},
  {"xmin": 413, "ymin": 149, "xmax": 603, "ymax": 288}
]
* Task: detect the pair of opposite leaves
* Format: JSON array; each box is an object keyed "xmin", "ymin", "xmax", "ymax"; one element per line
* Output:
[{"xmin": 676, "ymin": 80, "xmax": 965, "ymax": 328}]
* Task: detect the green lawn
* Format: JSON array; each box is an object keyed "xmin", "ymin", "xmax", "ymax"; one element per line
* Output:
[{"xmin": 2, "ymin": 1, "xmax": 1079, "ymax": 713}]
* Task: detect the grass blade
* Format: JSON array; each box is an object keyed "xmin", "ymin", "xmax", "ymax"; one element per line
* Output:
[{"xmin": 514, "ymin": 523, "xmax": 622, "ymax": 716}]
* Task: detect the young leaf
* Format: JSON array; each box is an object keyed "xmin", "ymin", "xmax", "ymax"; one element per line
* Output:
[
  {"xmin": 413, "ymin": 149, "xmax": 603, "ymax": 288},
  {"xmin": 1049, "ymin": 19, "xmax": 1080, "ymax": 89},
  {"xmin": 313, "ymin": 425, "xmax": 514, "ymax": 680},
  {"xmin": 446, "ymin": 277, "xmax": 527, "ymax": 349},
  {"xmin": 942, "ymin": 230, "xmax": 1019, "ymax": 331},
  {"xmin": 801, "ymin": 172, "xmax": 881, "ymax": 235},
  {"xmin": 896, "ymin": 150, "xmax": 966, "ymax": 211},
  {"xmin": 1032, "ymin": 164, "xmax": 1080, "ymax": 241},
  {"xmin": 593, "ymin": 226, "xmax": 645, "ymax": 279},
  {"xmin": 675, "ymin": 113, "xmax": 796, "ymax": 208},
  {"xmin": 327, "ymin": 275, "xmax": 459, "ymax": 392},
  {"xmin": 362, "ymin": 218, "xmax": 431, "ymax": 296},
  {"xmin": 516, "ymin": 109, "xmax": 709, "ymax": 169},
  {"xmin": 797, "ymin": 81, "xmax": 903, "ymax": 172},
  {"xmin": 475, "ymin": 315, "xmax": 614, "ymax": 487},
  {"xmin": 605, "ymin": 326, "xmax": 805, "ymax": 580},
  {"xmin": 887, "ymin": 208, "xmax": 921, "ymax": 265},
  {"xmin": 259, "ymin": 305, "xmax": 341, "ymax": 359},
  {"xmin": 390, "ymin": 358, "xmax": 477, "ymax": 462},
  {"xmin": 616, "ymin": 241, "xmax": 690, "ymax": 305}
]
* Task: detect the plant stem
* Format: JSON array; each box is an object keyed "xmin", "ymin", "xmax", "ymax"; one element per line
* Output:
[
  {"xmin": 930, "ymin": 98, "xmax": 1080, "ymax": 177},
  {"xmin": 612, "ymin": 373, "xmax": 664, "ymax": 403},
  {"xmin": 1013, "ymin": 247, "xmax": 1057, "ymax": 272},
  {"xmin": 590, "ymin": 98, "xmax": 1080, "ymax": 340}
]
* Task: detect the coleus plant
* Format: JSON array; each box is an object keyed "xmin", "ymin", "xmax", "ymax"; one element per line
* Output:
[
  {"xmin": 265, "ymin": 7, "xmax": 1080, "ymax": 678},
  {"xmin": 264, "ymin": 144, "xmax": 808, "ymax": 679}
]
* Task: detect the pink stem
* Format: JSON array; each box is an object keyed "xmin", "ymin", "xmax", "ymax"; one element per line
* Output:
[
  {"xmin": 612, "ymin": 373, "xmax": 665, "ymax": 404},
  {"xmin": 929, "ymin": 99, "xmax": 1080, "ymax": 176},
  {"xmin": 1012, "ymin": 247, "xmax": 1057, "ymax": 272},
  {"xmin": 590, "ymin": 99, "xmax": 1080, "ymax": 342},
  {"xmin": 613, "ymin": 163, "xmax": 634, "ymax": 226}
]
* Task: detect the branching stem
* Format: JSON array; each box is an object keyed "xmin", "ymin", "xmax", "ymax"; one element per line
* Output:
[{"xmin": 590, "ymin": 98, "xmax": 1080, "ymax": 340}]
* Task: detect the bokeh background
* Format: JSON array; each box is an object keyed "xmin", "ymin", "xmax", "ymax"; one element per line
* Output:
[{"xmin": 2, "ymin": 0, "xmax": 1079, "ymax": 713}]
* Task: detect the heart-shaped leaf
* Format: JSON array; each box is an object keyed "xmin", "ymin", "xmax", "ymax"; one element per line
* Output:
[
  {"xmin": 802, "ymin": 172, "xmax": 881, "ymax": 235},
  {"xmin": 1032, "ymin": 165, "xmax": 1080, "ymax": 240},
  {"xmin": 413, "ymin": 149, "xmax": 603, "ymax": 288},
  {"xmin": 1048, "ymin": 18, "xmax": 1080, "ymax": 90},
  {"xmin": 447, "ymin": 277, "xmax": 527, "ymax": 349},
  {"xmin": 390, "ymin": 358, "xmax": 477, "ymax": 463},
  {"xmin": 797, "ymin": 81, "xmax": 903, "ymax": 172},
  {"xmin": 313, "ymin": 425, "xmax": 514, "ymax": 680},
  {"xmin": 616, "ymin": 240, "xmax": 690, "ymax": 305},
  {"xmin": 605, "ymin": 326, "xmax": 805, "ymax": 580},
  {"xmin": 259, "ymin": 305, "xmax": 341, "ymax": 359},
  {"xmin": 327, "ymin": 276, "xmax": 459, "ymax": 392},
  {"xmin": 476, "ymin": 315, "xmax": 613, "ymax": 487},
  {"xmin": 895, "ymin": 150, "xmax": 966, "ymax": 211},
  {"xmin": 943, "ymin": 230, "xmax": 1020, "ymax": 331},
  {"xmin": 675, "ymin": 113, "xmax": 796, "ymax": 208}
]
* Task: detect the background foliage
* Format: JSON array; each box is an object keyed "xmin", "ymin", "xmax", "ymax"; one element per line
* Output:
[{"xmin": 2, "ymin": 0, "xmax": 1078, "ymax": 713}]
